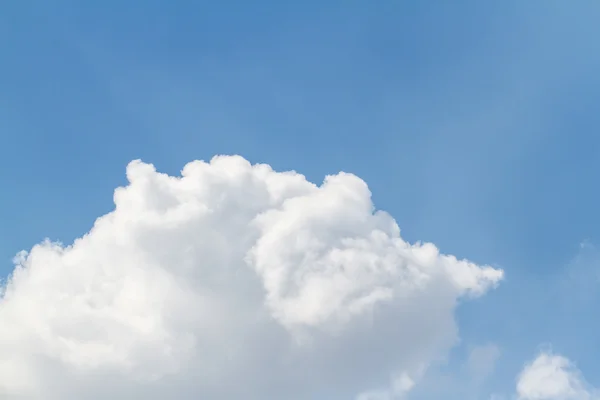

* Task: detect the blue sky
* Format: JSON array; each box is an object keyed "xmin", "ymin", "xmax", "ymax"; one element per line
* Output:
[{"xmin": 2, "ymin": 1, "xmax": 600, "ymax": 398}]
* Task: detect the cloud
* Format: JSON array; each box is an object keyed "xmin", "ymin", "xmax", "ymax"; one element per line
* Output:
[
  {"xmin": 467, "ymin": 343, "xmax": 501, "ymax": 384},
  {"xmin": 560, "ymin": 241, "xmax": 600, "ymax": 305},
  {"xmin": 0, "ymin": 155, "xmax": 503, "ymax": 399},
  {"xmin": 516, "ymin": 351, "xmax": 597, "ymax": 400}
]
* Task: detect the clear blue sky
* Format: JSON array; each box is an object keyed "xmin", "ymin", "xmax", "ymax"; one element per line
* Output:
[{"xmin": 2, "ymin": 1, "xmax": 600, "ymax": 398}]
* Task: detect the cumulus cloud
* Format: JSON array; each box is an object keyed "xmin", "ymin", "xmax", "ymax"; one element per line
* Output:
[
  {"xmin": 0, "ymin": 155, "xmax": 503, "ymax": 399},
  {"xmin": 517, "ymin": 351, "xmax": 598, "ymax": 400}
]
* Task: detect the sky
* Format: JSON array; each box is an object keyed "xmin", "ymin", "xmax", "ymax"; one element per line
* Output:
[{"xmin": 1, "ymin": 1, "xmax": 600, "ymax": 399}]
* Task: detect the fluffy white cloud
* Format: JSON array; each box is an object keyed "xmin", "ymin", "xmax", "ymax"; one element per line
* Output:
[
  {"xmin": 0, "ymin": 155, "xmax": 503, "ymax": 399},
  {"xmin": 517, "ymin": 351, "xmax": 597, "ymax": 400}
]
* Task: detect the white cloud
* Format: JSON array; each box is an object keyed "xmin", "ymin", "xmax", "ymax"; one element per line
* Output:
[
  {"xmin": 517, "ymin": 351, "xmax": 597, "ymax": 400},
  {"xmin": 0, "ymin": 155, "xmax": 503, "ymax": 399}
]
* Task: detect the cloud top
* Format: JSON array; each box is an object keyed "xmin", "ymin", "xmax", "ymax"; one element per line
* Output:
[
  {"xmin": 0, "ymin": 155, "xmax": 503, "ymax": 399},
  {"xmin": 517, "ymin": 351, "xmax": 597, "ymax": 400}
]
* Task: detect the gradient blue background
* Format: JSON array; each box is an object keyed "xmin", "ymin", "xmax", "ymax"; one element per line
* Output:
[{"xmin": 2, "ymin": 1, "xmax": 600, "ymax": 398}]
